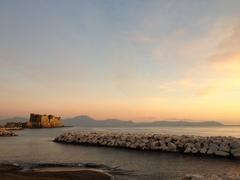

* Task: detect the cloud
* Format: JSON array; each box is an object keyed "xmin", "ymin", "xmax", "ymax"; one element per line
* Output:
[
  {"xmin": 209, "ymin": 24, "xmax": 240, "ymax": 64},
  {"xmin": 158, "ymin": 78, "xmax": 195, "ymax": 92},
  {"xmin": 205, "ymin": 24, "xmax": 240, "ymax": 80},
  {"xmin": 176, "ymin": 23, "xmax": 240, "ymax": 97},
  {"xmin": 195, "ymin": 86, "xmax": 218, "ymax": 97},
  {"xmin": 112, "ymin": 22, "xmax": 240, "ymax": 99}
]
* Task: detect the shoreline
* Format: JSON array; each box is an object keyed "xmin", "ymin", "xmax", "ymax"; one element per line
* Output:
[
  {"xmin": 54, "ymin": 131, "xmax": 240, "ymax": 158},
  {"xmin": 1, "ymin": 162, "xmax": 240, "ymax": 180},
  {"xmin": 0, "ymin": 163, "xmax": 113, "ymax": 180}
]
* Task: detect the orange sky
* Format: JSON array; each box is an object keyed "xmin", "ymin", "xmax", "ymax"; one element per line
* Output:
[{"xmin": 0, "ymin": 1, "xmax": 240, "ymax": 124}]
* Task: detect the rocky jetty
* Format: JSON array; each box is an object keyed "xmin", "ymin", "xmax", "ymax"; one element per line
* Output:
[
  {"xmin": 0, "ymin": 128, "xmax": 17, "ymax": 136},
  {"xmin": 27, "ymin": 113, "xmax": 63, "ymax": 128},
  {"xmin": 54, "ymin": 131, "xmax": 240, "ymax": 158},
  {"xmin": 4, "ymin": 122, "xmax": 27, "ymax": 129}
]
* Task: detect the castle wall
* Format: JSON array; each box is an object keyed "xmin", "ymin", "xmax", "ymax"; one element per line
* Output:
[{"xmin": 28, "ymin": 114, "xmax": 63, "ymax": 128}]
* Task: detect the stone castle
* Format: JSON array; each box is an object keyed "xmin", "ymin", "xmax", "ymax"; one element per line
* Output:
[{"xmin": 27, "ymin": 113, "xmax": 63, "ymax": 128}]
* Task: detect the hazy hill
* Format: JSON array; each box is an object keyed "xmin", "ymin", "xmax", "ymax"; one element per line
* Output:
[
  {"xmin": 63, "ymin": 115, "xmax": 134, "ymax": 127},
  {"xmin": 0, "ymin": 115, "xmax": 224, "ymax": 127},
  {"xmin": 63, "ymin": 115, "xmax": 224, "ymax": 127}
]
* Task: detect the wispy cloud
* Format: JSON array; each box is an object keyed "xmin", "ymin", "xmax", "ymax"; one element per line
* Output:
[{"xmin": 209, "ymin": 24, "xmax": 240, "ymax": 63}]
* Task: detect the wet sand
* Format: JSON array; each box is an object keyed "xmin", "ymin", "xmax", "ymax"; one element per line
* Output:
[{"xmin": 0, "ymin": 164, "xmax": 113, "ymax": 180}]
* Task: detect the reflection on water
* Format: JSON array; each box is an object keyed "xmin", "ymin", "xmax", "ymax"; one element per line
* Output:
[
  {"xmin": 70, "ymin": 126, "xmax": 240, "ymax": 137},
  {"xmin": 0, "ymin": 127, "xmax": 240, "ymax": 180}
]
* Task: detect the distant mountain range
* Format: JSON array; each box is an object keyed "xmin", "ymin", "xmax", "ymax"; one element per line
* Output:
[
  {"xmin": 0, "ymin": 115, "xmax": 225, "ymax": 127},
  {"xmin": 63, "ymin": 115, "xmax": 224, "ymax": 127}
]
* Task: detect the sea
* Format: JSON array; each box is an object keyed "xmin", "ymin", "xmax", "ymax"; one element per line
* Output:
[{"xmin": 1, "ymin": 126, "xmax": 240, "ymax": 180}]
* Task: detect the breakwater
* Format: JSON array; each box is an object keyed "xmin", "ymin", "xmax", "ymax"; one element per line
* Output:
[
  {"xmin": 54, "ymin": 131, "xmax": 240, "ymax": 158},
  {"xmin": 0, "ymin": 128, "xmax": 17, "ymax": 136}
]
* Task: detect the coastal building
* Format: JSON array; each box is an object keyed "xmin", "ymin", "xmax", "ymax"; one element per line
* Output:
[{"xmin": 27, "ymin": 113, "xmax": 63, "ymax": 128}]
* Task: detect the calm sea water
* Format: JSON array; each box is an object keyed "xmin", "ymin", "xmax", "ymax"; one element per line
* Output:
[{"xmin": 1, "ymin": 127, "xmax": 240, "ymax": 180}]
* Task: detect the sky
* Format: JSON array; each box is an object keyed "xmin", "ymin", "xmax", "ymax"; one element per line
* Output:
[{"xmin": 0, "ymin": 0, "xmax": 240, "ymax": 124}]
